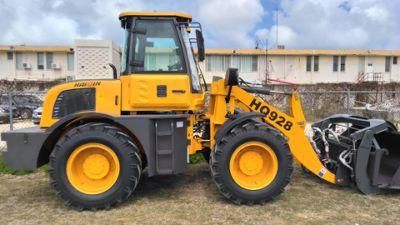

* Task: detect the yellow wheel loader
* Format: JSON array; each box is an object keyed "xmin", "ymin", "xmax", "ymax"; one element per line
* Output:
[{"xmin": 3, "ymin": 12, "xmax": 400, "ymax": 210}]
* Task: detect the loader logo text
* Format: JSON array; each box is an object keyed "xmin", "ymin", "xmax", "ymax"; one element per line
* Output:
[
  {"xmin": 74, "ymin": 81, "xmax": 101, "ymax": 87},
  {"xmin": 250, "ymin": 98, "xmax": 293, "ymax": 131}
]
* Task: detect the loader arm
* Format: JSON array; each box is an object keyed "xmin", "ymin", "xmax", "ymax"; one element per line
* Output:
[{"xmin": 230, "ymin": 86, "xmax": 336, "ymax": 184}]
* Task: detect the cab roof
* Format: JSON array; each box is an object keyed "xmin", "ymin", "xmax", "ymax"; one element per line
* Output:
[{"xmin": 119, "ymin": 11, "xmax": 192, "ymax": 22}]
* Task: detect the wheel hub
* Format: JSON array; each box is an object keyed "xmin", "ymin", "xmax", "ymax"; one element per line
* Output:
[
  {"xmin": 239, "ymin": 151, "xmax": 263, "ymax": 176},
  {"xmin": 82, "ymin": 154, "xmax": 110, "ymax": 180},
  {"xmin": 66, "ymin": 143, "xmax": 120, "ymax": 195},
  {"xmin": 229, "ymin": 141, "xmax": 279, "ymax": 190}
]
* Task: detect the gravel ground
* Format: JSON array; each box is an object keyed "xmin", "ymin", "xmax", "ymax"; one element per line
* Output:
[{"xmin": 1, "ymin": 163, "xmax": 400, "ymax": 225}]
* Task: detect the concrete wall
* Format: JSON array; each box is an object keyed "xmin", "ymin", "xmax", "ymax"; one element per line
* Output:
[
  {"xmin": 74, "ymin": 40, "xmax": 121, "ymax": 80},
  {"xmin": 0, "ymin": 51, "xmax": 73, "ymax": 81}
]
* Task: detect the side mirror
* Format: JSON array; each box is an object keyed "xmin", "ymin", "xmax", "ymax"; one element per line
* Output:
[
  {"xmin": 224, "ymin": 68, "xmax": 239, "ymax": 86},
  {"xmin": 196, "ymin": 30, "xmax": 205, "ymax": 62}
]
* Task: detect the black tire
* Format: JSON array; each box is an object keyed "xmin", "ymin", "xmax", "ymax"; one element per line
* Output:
[
  {"xmin": 20, "ymin": 109, "xmax": 32, "ymax": 119},
  {"xmin": 210, "ymin": 122, "xmax": 293, "ymax": 205},
  {"xmin": 49, "ymin": 122, "xmax": 142, "ymax": 210}
]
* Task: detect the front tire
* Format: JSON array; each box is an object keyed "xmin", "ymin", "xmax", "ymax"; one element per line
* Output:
[
  {"xmin": 210, "ymin": 123, "xmax": 293, "ymax": 205},
  {"xmin": 49, "ymin": 123, "xmax": 142, "ymax": 210}
]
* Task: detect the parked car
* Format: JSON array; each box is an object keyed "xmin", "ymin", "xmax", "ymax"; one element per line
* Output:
[
  {"xmin": 0, "ymin": 94, "xmax": 43, "ymax": 119},
  {"xmin": 32, "ymin": 107, "xmax": 42, "ymax": 124},
  {"xmin": 0, "ymin": 106, "xmax": 10, "ymax": 124}
]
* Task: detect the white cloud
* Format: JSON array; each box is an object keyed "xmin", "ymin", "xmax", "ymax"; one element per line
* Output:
[
  {"xmin": 198, "ymin": 0, "xmax": 265, "ymax": 48},
  {"xmin": 0, "ymin": 0, "xmax": 398, "ymax": 49},
  {"xmin": 255, "ymin": 0, "xmax": 400, "ymax": 49},
  {"xmin": 0, "ymin": 0, "xmax": 265, "ymax": 48}
]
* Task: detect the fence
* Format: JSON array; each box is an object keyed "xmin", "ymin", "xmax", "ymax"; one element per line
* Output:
[
  {"xmin": 264, "ymin": 90, "xmax": 400, "ymax": 124},
  {"xmin": 0, "ymin": 91, "xmax": 45, "ymax": 151},
  {"xmin": 1, "ymin": 90, "xmax": 400, "ymax": 151}
]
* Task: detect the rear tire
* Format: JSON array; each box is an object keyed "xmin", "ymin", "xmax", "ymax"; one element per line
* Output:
[
  {"xmin": 49, "ymin": 123, "xmax": 142, "ymax": 210},
  {"xmin": 210, "ymin": 123, "xmax": 293, "ymax": 205}
]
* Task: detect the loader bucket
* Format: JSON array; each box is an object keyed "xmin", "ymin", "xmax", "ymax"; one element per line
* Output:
[{"xmin": 311, "ymin": 114, "xmax": 400, "ymax": 194}]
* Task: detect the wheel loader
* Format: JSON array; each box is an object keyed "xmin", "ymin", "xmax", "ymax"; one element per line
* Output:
[{"xmin": 2, "ymin": 12, "xmax": 400, "ymax": 210}]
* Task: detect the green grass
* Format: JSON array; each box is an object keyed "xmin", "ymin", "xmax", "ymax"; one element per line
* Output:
[
  {"xmin": 189, "ymin": 153, "xmax": 205, "ymax": 164},
  {"xmin": 0, "ymin": 153, "xmax": 32, "ymax": 175},
  {"xmin": 0, "ymin": 153, "xmax": 48, "ymax": 175}
]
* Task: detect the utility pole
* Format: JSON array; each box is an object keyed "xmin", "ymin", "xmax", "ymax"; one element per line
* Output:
[{"xmin": 276, "ymin": 9, "xmax": 279, "ymax": 48}]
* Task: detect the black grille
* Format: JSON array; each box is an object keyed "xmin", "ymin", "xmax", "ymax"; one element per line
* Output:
[{"xmin": 52, "ymin": 88, "xmax": 95, "ymax": 118}]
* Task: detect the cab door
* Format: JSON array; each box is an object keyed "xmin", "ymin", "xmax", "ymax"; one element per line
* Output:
[{"xmin": 121, "ymin": 18, "xmax": 201, "ymax": 111}]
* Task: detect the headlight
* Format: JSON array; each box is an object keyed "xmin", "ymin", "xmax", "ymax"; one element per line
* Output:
[{"xmin": 0, "ymin": 108, "xmax": 5, "ymax": 113}]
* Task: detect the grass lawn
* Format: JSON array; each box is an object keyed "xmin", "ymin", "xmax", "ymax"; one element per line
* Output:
[{"xmin": 1, "ymin": 162, "xmax": 400, "ymax": 225}]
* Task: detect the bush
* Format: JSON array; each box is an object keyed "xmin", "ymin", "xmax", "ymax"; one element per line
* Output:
[{"xmin": 190, "ymin": 153, "xmax": 205, "ymax": 164}]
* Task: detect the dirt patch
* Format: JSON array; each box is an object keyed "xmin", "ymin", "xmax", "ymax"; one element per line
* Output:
[{"xmin": 1, "ymin": 163, "xmax": 400, "ymax": 225}]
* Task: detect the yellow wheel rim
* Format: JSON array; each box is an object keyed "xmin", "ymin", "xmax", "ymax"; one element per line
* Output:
[
  {"xmin": 229, "ymin": 141, "xmax": 278, "ymax": 190},
  {"xmin": 66, "ymin": 143, "xmax": 120, "ymax": 195}
]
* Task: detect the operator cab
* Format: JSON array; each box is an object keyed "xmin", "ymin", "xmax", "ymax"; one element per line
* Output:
[{"xmin": 119, "ymin": 12, "xmax": 206, "ymax": 112}]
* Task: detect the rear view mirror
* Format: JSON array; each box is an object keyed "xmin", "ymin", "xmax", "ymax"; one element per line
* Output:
[{"xmin": 196, "ymin": 30, "xmax": 205, "ymax": 62}]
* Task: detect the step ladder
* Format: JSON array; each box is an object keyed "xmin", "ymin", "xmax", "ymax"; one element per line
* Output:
[{"xmin": 155, "ymin": 120, "xmax": 175, "ymax": 174}]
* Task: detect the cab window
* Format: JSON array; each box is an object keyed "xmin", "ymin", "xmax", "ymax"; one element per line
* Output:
[{"xmin": 132, "ymin": 20, "xmax": 186, "ymax": 73}]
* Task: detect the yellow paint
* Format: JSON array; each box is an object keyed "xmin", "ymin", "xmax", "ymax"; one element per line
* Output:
[
  {"xmin": 0, "ymin": 45, "xmax": 72, "ymax": 53},
  {"xmin": 66, "ymin": 143, "xmax": 120, "ymax": 195},
  {"xmin": 204, "ymin": 78, "xmax": 336, "ymax": 184},
  {"xmin": 229, "ymin": 141, "xmax": 278, "ymax": 190},
  {"xmin": 121, "ymin": 74, "xmax": 205, "ymax": 111},
  {"xmin": 119, "ymin": 11, "xmax": 192, "ymax": 21},
  {"xmin": 40, "ymin": 80, "xmax": 121, "ymax": 128}
]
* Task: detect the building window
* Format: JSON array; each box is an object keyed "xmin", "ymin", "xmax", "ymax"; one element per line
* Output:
[
  {"xmin": 313, "ymin": 56, "xmax": 319, "ymax": 72},
  {"xmin": 16, "ymin": 53, "xmax": 23, "ymax": 70},
  {"xmin": 46, "ymin": 52, "xmax": 53, "ymax": 69},
  {"xmin": 206, "ymin": 55, "xmax": 230, "ymax": 72},
  {"xmin": 385, "ymin": 56, "xmax": 391, "ymax": 72},
  {"xmin": 232, "ymin": 55, "xmax": 258, "ymax": 72},
  {"xmin": 67, "ymin": 53, "xmax": 74, "ymax": 71},
  {"xmin": 394, "ymin": 56, "xmax": 398, "ymax": 65},
  {"xmin": 306, "ymin": 56, "xmax": 312, "ymax": 72},
  {"xmin": 252, "ymin": 55, "xmax": 258, "ymax": 72},
  {"xmin": 333, "ymin": 56, "xmax": 339, "ymax": 72},
  {"xmin": 206, "ymin": 55, "xmax": 258, "ymax": 73},
  {"xmin": 340, "ymin": 56, "xmax": 346, "ymax": 72},
  {"xmin": 7, "ymin": 52, "xmax": 13, "ymax": 60},
  {"xmin": 37, "ymin": 52, "xmax": 44, "ymax": 70}
]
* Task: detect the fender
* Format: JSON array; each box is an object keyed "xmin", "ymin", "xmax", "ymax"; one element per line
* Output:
[
  {"xmin": 214, "ymin": 111, "xmax": 264, "ymax": 145},
  {"xmin": 37, "ymin": 112, "xmax": 146, "ymax": 168}
]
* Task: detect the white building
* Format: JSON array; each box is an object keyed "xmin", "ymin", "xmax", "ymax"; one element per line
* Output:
[
  {"xmin": 74, "ymin": 40, "xmax": 121, "ymax": 80},
  {"xmin": 200, "ymin": 49, "xmax": 400, "ymax": 84},
  {"xmin": 0, "ymin": 40, "xmax": 399, "ymax": 84},
  {"xmin": 0, "ymin": 40, "xmax": 120, "ymax": 81},
  {"xmin": 0, "ymin": 45, "xmax": 74, "ymax": 81}
]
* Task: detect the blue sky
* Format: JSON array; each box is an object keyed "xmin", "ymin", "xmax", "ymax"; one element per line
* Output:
[{"xmin": 0, "ymin": 0, "xmax": 399, "ymax": 49}]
